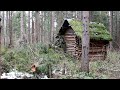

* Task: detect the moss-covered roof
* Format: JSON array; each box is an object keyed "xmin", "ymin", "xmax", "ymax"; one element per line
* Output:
[{"xmin": 67, "ymin": 19, "xmax": 112, "ymax": 41}]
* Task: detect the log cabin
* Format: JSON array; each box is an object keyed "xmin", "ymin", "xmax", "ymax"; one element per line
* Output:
[{"xmin": 55, "ymin": 19, "xmax": 112, "ymax": 60}]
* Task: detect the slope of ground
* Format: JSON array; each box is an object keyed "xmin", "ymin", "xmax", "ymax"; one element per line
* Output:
[{"xmin": 1, "ymin": 43, "xmax": 119, "ymax": 79}]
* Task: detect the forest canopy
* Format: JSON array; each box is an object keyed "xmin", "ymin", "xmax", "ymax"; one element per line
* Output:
[{"xmin": 68, "ymin": 19, "xmax": 112, "ymax": 41}]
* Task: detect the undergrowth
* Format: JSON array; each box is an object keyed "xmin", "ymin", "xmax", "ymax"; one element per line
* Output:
[
  {"xmin": 1, "ymin": 43, "xmax": 76, "ymax": 73},
  {"xmin": 1, "ymin": 43, "xmax": 120, "ymax": 79}
]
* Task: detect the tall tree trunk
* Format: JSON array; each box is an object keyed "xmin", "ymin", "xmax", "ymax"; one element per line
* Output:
[
  {"xmin": 116, "ymin": 11, "xmax": 118, "ymax": 46},
  {"xmin": 43, "ymin": 11, "xmax": 48, "ymax": 45},
  {"xmin": 81, "ymin": 11, "xmax": 90, "ymax": 73},
  {"xmin": 111, "ymin": 11, "xmax": 113, "ymax": 49},
  {"xmin": 116, "ymin": 11, "xmax": 119, "ymax": 49},
  {"xmin": 50, "ymin": 11, "xmax": 54, "ymax": 43},
  {"xmin": 38, "ymin": 11, "xmax": 41, "ymax": 43},
  {"xmin": 46, "ymin": 11, "xmax": 51, "ymax": 45},
  {"xmin": 20, "ymin": 11, "xmax": 26, "ymax": 44},
  {"xmin": 0, "ymin": 17, "xmax": 2, "ymax": 77},
  {"xmin": 74, "ymin": 11, "xmax": 77, "ymax": 19},
  {"xmin": 115, "ymin": 11, "xmax": 117, "ymax": 49},
  {"xmin": 89, "ymin": 11, "xmax": 93, "ymax": 22},
  {"xmin": 2, "ymin": 11, "xmax": 5, "ymax": 47},
  {"xmin": 49, "ymin": 12, "xmax": 52, "ymax": 43},
  {"xmin": 112, "ymin": 11, "xmax": 115, "ymax": 49},
  {"xmin": 35, "ymin": 11, "xmax": 40, "ymax": 43},
  {"xmin": 9, "ymin": 11, "xmax": 13, "ymax": 48},
  {"xmin": 118, "ymin": 11, "xmax": 120, "ymax": 48},
  {"xmin": 76, "ymin": 11, "xmax": 81, "ymax": 21},
  {"xmin": 39, "ymin": 11, "xmax": 43, "ymax": 43},
  {"xmin": 40, "ymin": 11, "xmax": 44, "ymax": 43},
  {"xmin": 32, "ymin": 11, "xmax": 35, "ymax": 44},
  {"xmin": 28, "ymin": 11, "xmax": 31, "ymax": 44},
  {"xmin": 109, "ymin": 11, "xmax": 113, "ymax": 51},
  {"xmin": 4, "ymin": 11, "xmax": 6, "ymax": 47},
  {"xmin": 35, "ymin": 11, "xmax": 37, "ymax": 43},
  {"xmin": 99, "ymin": 11, "xmax": 102, "ymax": 23},
  {"xmin": 6, "ymin": 11, "xmax": 9, "ymax": 47},
  {"xmin": 21, "ymin": 11, "xmax": 24, "ymax": 40}
]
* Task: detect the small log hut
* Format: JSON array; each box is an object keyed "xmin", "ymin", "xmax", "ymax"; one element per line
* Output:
[{"xmin": 55, "ymin": 19, "xmax": 112, "ymax": 60}]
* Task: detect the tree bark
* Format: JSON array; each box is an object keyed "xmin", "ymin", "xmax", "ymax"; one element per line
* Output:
[
  {"xmin": 21, "ymin": 11, "xmax": 24, "ymax": 40},
  {"xmin": 109, "ymin": 11, "xmax": 113, "ymax": 51},
  {"xmin": 20, "ymin": 11, "xmax": 26, "ymax": 44},
  {"xmin": 2, "ymin": 11, "xmax": 5, "ymax": 47},
  {"xmin": 9, "ymin": 11, "xmax": 13, "ymax": 48},
  {"xmin": 89, "ymin": 11, "xmax": 93, "ymax": 22},
  {"xmin": 40, "ymin": 11, "xmax": 44, "ymax": 43},
  {"xmin": 32, "ymin": 11, "xmax": 35, "ymax": 44},
  {"xmin": 115, "ymin": 11, "xmax": 117, "ymax": 49},
  {"xmin": 0, "ymin": 17, "xmax": 2, "ymax": 77},
  {"xmin": 50, "ymin": 11, "xmax": 54, "ymax": 43},
  {"xmin": 28, "ymin": 11, "xmax": 31, "ymax": 44},
  {"xmin": 116, "ymin": 11, "xmax": 119, "ymax": 48},
  {"xmin": 81, "ymin": 11, "xmax": 90, "ymax": 73},
  {"xmin": 6, "ymin": 11, "xmax": 9, "ymax": 47},
  {"xmin": 35, "ymin": 11, "xmax": 40, "ymax": 43}
]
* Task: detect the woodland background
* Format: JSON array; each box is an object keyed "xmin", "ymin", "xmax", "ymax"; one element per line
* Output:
[{"xmin": 0, "ymin": 11, "xmax": 119, "ymax": 79}]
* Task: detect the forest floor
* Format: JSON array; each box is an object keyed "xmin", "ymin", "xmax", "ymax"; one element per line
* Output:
[
  {"xmin": 89, "ymin": 51, "xmax": 120, "ymax": 79},
  {"xmin": 1, "ymin": 44, "xmax": 120, "ymax": 79}
]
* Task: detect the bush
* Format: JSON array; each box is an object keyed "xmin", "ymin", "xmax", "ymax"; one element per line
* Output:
[
  {"xmin": 2, "ymin": 43, "xmax": 68, "ymax": 73},
  {"xmin": 3, "ymin": 45, "xmax": 34, "ymax": 72}
]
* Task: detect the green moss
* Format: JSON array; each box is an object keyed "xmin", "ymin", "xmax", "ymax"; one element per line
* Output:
[
  {"xmin": 68, "ymin": 19, "xmax": 112, "ymax": 41},
  {"xmin": 68, "ymin": 19, "xmax": 83, "ymax": 37}
]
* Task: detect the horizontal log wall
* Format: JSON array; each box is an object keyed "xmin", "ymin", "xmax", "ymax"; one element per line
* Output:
[
  {"xmin": 64, "ymin": 28, "xmax": 76, "ymax": 57},
  {"xmin": 64, "ymin": 28, "xmax": 107, "ymax": 61}
]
